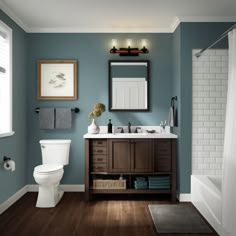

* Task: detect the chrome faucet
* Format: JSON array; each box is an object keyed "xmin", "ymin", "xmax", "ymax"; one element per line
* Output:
[{"xmin": 128, "ymin": 122, "xmax": 131, "ymax": 133}]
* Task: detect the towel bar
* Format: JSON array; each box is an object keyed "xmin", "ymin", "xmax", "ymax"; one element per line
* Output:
[{"xmin": 35, "ymin": 107, "xmax": 80, "ymax": 113}]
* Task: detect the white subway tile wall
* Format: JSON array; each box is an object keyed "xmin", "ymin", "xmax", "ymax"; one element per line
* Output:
[{"xmin": 192, "ymin": 49, "xmax": 228, "ymax": 175}]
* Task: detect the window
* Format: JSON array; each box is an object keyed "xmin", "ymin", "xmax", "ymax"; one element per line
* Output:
[{"xmin": 0, "ymin": 20, "xmax": 14, "ymax": 137}]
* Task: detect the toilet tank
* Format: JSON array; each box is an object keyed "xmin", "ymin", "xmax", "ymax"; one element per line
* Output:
[{"xmin": 40, "ymin": 139, "xmax": 71, "ymax": 165}]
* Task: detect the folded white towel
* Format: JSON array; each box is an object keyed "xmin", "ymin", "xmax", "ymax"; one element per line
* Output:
[{"xmin": 168, "ymin": 106, "xmax": 174, "ymax": 127}]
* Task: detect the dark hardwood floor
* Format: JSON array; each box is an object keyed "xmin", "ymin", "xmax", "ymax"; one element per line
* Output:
[{"xmin": 0, "ymin": 193, "xmax": 218, "ymax": 236}]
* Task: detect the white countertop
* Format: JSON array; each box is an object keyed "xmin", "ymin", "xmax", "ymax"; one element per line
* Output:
[{"xmin": 83, "ymin": 132, "xmax": 177, "ymax": 139}]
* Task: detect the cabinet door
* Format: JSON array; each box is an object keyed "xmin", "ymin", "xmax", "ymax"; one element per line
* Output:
[
  {"xmin": 154, "ymin": 139, "xmax": 171, "ymax": 172},
  {"xmin": 109, "ymin": 139, "xmax": 131, "ymax": 172},
  {"xmin": 131, "ymin": 139, "xmax": 154, "ymax": 172}
]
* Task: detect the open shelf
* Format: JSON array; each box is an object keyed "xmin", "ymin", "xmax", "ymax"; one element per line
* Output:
[{"xmin": 90, "ymin": 188, "xmax": 171, "ymax": 194}]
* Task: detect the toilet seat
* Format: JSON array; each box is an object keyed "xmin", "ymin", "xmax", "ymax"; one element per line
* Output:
[{"xmin": 34, "ymin": 164, "xmax": 63, "ymax": 174}]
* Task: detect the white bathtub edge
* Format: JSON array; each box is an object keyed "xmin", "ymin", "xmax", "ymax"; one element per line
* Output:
[{"xmin": 191, "ymin": 175, "xmax": 224, "ymax": 236}]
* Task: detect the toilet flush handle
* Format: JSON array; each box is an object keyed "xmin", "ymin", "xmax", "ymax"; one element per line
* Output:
[{"xmin": 41, "ymin": 145, "xmax": 45, "ymax": 148}]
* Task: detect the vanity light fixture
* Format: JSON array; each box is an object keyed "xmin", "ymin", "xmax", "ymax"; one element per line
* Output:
[{"xmin": 110, "ymin": 39, "xmax": 149, "ymax": 56}]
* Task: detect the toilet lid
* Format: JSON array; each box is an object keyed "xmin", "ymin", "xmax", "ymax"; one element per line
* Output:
[{"xmin": 34, "ymin": 164, "xmax": 63, "ymax": 174}]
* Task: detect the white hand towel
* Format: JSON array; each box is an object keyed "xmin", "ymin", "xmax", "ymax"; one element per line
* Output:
[{"xmin": 168, "ymin": 106, "xmax": 174, "ymax": 127}]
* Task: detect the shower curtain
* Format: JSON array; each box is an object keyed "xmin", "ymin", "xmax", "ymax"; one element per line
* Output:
[{"xmin": 222, "ymin": 29, "xmax": 236, "ymax": 236}]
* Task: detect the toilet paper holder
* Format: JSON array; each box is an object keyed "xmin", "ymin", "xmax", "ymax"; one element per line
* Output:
[{"xmin": 3, "ymin": 156, "xmax": 11, "ymax": 167}]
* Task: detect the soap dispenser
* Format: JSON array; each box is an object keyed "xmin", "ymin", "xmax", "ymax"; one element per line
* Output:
[{"xmin": 108, "ymin": 119, "xmax": 112, "ymax": 133}]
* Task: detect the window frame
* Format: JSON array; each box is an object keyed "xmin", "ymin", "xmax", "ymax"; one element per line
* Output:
[{"xmin": 0, "ymin": 20, "xmax": 14, "ymax": 138}]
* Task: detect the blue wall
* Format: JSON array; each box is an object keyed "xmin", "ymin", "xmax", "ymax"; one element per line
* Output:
[
  {"xmin": 0, "ymin": 10, "xmax": 28, "ymax": 204},
  {"xmin": 26, "ymin": 33, "xmax": 173, "ymax": 184}
]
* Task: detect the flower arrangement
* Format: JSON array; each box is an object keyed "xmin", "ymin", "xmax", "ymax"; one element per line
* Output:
[{"xmin": 88, "ymin": 103, "xmax": 106, "ymax": 119}]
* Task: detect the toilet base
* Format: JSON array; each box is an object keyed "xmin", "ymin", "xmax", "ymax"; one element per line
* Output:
[{"xmin": 36, "ymin": 184, "xmax": 64, "ymax": 208}]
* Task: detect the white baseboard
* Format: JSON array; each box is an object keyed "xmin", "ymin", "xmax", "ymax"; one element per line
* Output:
[
  {"xmin": 60, "ymin": 184, "xmax": 85, "ymax": 192},
  {"xmin": 177, "ymin": 193, "xmax": 192, "ymax": 202},
  {"xmin": 0, "ymin": 184, "xmax": 85, "ymax": 215},
  {"xmin": 27, "ymin": 184, "xmax": 38, "ymax": 192},
  {"xmin": 0, "ymin": 186, "xmax": 27, "ymax": 215},
  {"xmin": 27, "ymin": 184, "xmax": 85, "ymax": 192}
]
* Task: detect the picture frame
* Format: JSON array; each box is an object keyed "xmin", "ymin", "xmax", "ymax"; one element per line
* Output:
[{"xmin": 37, "ymin": 60, "xmax": 78, "ymax": 100}]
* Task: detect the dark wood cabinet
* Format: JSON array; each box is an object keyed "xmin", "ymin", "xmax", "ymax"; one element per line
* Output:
[
  {"xmin": 130, "ymin": 139, "xmax": 153, "ymax": 172},
  {"xmin": 109, "ymin": 139, "xmax": 131, "ymax": 172},
  {"xmin": 109, "ymin": 139, "xmax": 153, "ymax": 173},
  {"xmin": 85, "ymin": 138, "xmax": 176, "ymax": 202},
  {"xmin": 91, "ymin": 139, "xmax": 108, "ymax": 172},
  {"xmin": 154, "ymin": 139, "xmax": 172, "ymax": 172}
]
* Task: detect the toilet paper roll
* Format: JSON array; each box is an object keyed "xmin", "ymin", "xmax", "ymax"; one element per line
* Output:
[{"xmin": 4, "ymin": 160, "xmax": 16, "ymax": 171}]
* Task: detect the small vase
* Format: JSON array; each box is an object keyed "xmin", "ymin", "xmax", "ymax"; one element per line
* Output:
[{"xmin": 88, "ymin": 119, "xmax": 100, "ymax": 134}]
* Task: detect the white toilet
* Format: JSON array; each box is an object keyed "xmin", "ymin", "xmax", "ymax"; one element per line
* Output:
[{"xmin": 33, "ymin": 139, "xmax": 71, "ymax": 208}]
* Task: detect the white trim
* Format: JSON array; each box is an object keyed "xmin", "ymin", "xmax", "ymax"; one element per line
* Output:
[
  {"xmin": 170, "ymin": 17, "xmax": 181, "ymax": 33},
  {"xmin": 177, "ymin": 193, "xmax": 192, "ymax": 202},
  {"xmin": 28, "ymin": 26, "xmax": 173, "ymax": 33},
  {"xmin": 26, "ymin": 184, "xmax": 38, "ymax": 192},
  {"xmin": 0, "ymin": 131, "xmax": 15, "ymax": 138},
  {"xmin": 27, "ymin": 184, "xmax": 85, "ymax": 192},
  {"xmin": 60, "ymin": 184, "xmax": 85, "ymax": 192},
  {"xmin": 0, "ymin": 2, "xmax": 29, "ymax": 32},
  {"xmin": 178, "ymin": 16, "xmax": 236, "ymax": 23},
  {"xmin": 0, "ymin": 19, "xmax": 13, "ymax": 135},
  {"xmin": 0, "ymin": 186, "xmax": 27, "ymax": 215}
]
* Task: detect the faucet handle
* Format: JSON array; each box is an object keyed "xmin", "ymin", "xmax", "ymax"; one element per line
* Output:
[
  {"xmin": 117, "ymin": 127, "xmax": 124, "ymax": 133},
  {"xmin": 134, "ymin": 127, "xmax": 141, "ymax": 133}
]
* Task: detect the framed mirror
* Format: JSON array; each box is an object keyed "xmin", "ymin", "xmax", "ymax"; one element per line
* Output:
[{"xmin": 109, "ymin": 60, "xmax": 150, "ymax": 111}]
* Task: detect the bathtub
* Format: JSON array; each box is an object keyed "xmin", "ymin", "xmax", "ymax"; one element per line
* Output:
[{"xmin": 191, "ymin": 175, "xmax": 224, "ymax": 235}]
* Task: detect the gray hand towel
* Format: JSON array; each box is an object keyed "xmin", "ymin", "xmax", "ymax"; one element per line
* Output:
[
  {"xmin": 39, "ymin": 108, "xmax": 55, "ymax": 129},
  {"xmin": 168, "ymin": 106, "xmax": 174, "ymax": 127},
  {"xmin": 55, "ymin": 108, "xmax": 72, "ymax": 129}
]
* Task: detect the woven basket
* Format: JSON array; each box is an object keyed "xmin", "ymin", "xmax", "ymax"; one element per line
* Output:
[{"xmin": 93, "ymin": 179, "xmax": 126, "ymax": 189}]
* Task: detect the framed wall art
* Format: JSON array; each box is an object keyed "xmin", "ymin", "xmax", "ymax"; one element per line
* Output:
[{"xmin": 37, "ymin": 60, "xmax": 77, "ymax": 100}]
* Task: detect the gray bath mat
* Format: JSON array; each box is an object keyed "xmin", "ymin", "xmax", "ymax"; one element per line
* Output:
[{"xmin": 148, "ymin": 204, "xmax": 213, "ymax": 234}]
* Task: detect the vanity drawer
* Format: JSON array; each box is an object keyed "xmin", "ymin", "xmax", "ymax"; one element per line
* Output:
[
  {"xmin": 91, "ymin": 163, "xmax": 107, "ymax": 172},
  {"xmin": 92, "ymin": 147, "xmax": 107, "ymax": 155},
  {"xmin": 92, "ymin": 140, "xmax": 107, "ymax": 147},
  {"xmin": 155, "ymin": 140, "xmax": 171, "ymax": 154},
  {"xmin": 155, "ymin": 158, "xmax": 171, "ymax": 172},
  {"xmin": 92, "ymin": 155, "xmax": 107, "ymax": 163}
]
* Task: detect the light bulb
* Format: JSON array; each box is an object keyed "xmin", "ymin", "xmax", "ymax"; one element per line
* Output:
[
  {"xmin": 127, "ymin": 39, "xmax": 132, "ymax": 48},
  {"xmin": 141, "ymin": 39, "xmax": 147, "ymax": 48},
  {"xmin": 111, "ymin": 39, "xmax": 117, "ymax": 48}
]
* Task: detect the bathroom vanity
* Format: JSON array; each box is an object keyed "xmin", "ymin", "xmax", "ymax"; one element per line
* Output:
[{"xmin": 84, "ymin": 132, "xmax": 177, "ymax": 202}]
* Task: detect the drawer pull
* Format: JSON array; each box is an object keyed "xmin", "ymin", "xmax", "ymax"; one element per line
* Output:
[
  {"xmin": 97, "ymin": 150, "xmax": 103, "ymax": 153},
  {"xmin": 97, "ymin": 142, "xmax": 103, "ymax": 144},
  {"xmin": 97, "ymin": 158, "xmax": 103, "ymax": 161}
]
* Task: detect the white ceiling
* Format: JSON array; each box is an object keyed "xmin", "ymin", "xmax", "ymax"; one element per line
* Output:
[{"xmin": 0, "ymin": 0, "xmax": 236, "ymax": 33}]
